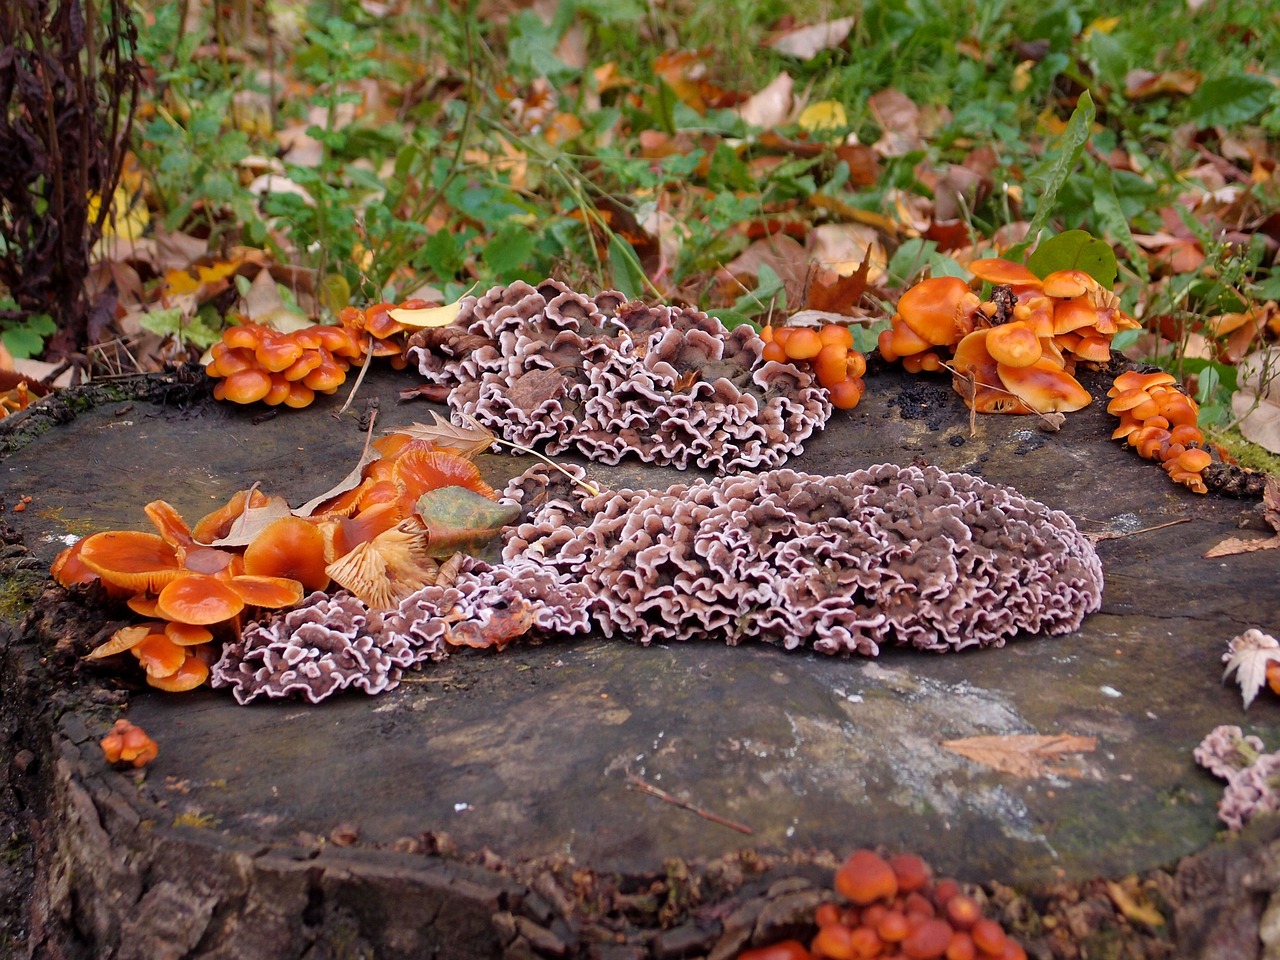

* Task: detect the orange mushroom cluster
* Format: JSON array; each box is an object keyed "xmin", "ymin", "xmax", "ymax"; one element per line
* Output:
[
  {"xmin": 881, "ymin": 260, "xmax": 1141, "ymax": 415},
  {"xmin": 760, "ymin": 322, "xmax": 868, "ymax": 410},
  {"xmin": 54, "ymin": 435, "xmax": 499, "ymax": 691},
  {"xmin": 99, "ymin": 718, "xmax": 159, "ymax": 768},
  {"xmin": 1107, "ymin": 370, "xmax": 1213, "ymax": 494},
  {"xmin": 205, "ymin": 299, "xmax": 424, "ymax": 408},
  {"xmin": 738, "ymin": 848, "xmax": 1026, "ymax": 960}
]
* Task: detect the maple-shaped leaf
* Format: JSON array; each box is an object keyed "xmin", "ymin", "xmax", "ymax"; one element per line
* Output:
[
  {"xmin": 1222, "ymin": 628, "xmax": 1280, "ymax": 709},
  {"xmin": 395, "ymin": 412, "xmax": 496, "ymax": 459},
  {"xmin": 1204, "ymin": 476, "xmax": 1280, "ymax": 558},
  {"xmin": 941, "ymin": 733, "xmax": 1097, "ymax": 779}
]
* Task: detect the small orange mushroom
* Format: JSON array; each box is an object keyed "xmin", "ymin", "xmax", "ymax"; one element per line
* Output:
[
  {"xmin": 100, "ymin": 719, "xmax": 158, "ymax": 768},
  {"xmin": 243, "ymin": 517, "xmax": 331, "ymax": 590},
  {"xmin": 155, "ymin": 573, "xmax": 246, "ymax": 625},
  {"xmin": 835, "ymin": 849, "xmax": 898, "ymax": 905},
  {"xmin": 226, "ymin": 574, "xmax": 305, "ymax": 609},
  {"xmin": 897, "ymin": 277, "xmax": 978, "ymax": 346},
  {"xmin": 77, "ymin": 531, "xmax": 182, "ymax": 594},
  {"xmin": 147, "ymin": 655, "xmax": 211, "ymax": 693},
  {"xmin": 969, "ymin": 258, "xmax": 1042, "ymax": 287},
  {"xmin": 133, "ymin": 632, "xmax": 187, "ymax": 678},
  {"xmin": 214, "ymin": 368, "xmax": 274, "ymax": 404},
  {"xmin": 985, "ymin": 321, "xmax": 1042, "ymax": 368},
  {"xmin": 996, "ymin": 359, "xmax": 1091, "ymax": 413},
  {"xmin": 950, "ymin": 330, "xmax": 1032, "ymax": 414},
  {"xmin": 782, "ymin": 327, "xmax": 823, "ymax": 361}
]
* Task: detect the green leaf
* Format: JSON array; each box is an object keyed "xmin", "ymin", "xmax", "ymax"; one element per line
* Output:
[
  {"xmin": 1090, "ymin": 165, "xmax": 1145, "ymax": 282},
  {"xmin": 1, "ymin": 313, "xmax": 55, "ymax": 359},
  {"xmin": 608, "ymin": 233, "xmax": 648, "ymax": 299},
  {"xmin": 1028, "ymin": 229, "xmax": 1118, "ymax": 287},
  {"xmin": 1007, "ymin": 90, "xmax": 1096, "ymax": 261},
  {"xmin": 482, "ymin": 221, "xmax": 536, "ymax": 277},
  {"xmin": 414, "ymin": 486, "xmax": 521, "ymax": 558},
  {"xmin": 712, "ymin": 309, "xmax": 759, "ymax": 332},
  {"xmin": 1187, "ymin": 75, "xmax": 1275, "ymax": 128}
]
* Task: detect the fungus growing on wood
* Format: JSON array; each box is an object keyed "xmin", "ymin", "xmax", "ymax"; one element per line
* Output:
[
  {"xmin": 1106, "ymin": 369, "xmax": 1213, "ymax": 493},
  {"xmin": 99, "ymin": 719, "xmax": 158, "ymax": 768},
  {"xmin": 500, "ymin": 462, "xmax": 1101, "ymax": 655},
  {"xmin": 885, "ymin": 256, "xmax": 1139, "ymax": 418},
  {"xmin": 243, "ymin": 517, "xmax": 331, "ymax": 591},
  {"xmin": 763, "ymin": 321, "xmax": 868, "ymax": 411},
  {"xmin": 406, "ymin": 279, "xmax": 831, "ymax": 472},
  {"xmin": 1195, "ymin": 725, "xmax": 1280, "ymax": 831},
  {"xmin": 77, "ymin": 531, "xmax": 182, "ymax": 593}
]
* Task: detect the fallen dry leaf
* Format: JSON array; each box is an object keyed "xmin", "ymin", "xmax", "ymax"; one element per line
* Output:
[
  {"xmin": 388, "ymin": 298, "xmax": 465, "ymax": 329},
  {"xmin": 210, "ymin": 485, "xmax": 294, "ymax": 546},
  {"xmin": 737, "ymin": 72, "xmax": 795, "ymax": 130},
  {"xmin": 1204, "ymin": 475, "xmax": 1280, "ymax": 557},
  {"xmin": 768, "ymin": 16, "xmax": 856, "ymax": 59},
  {"xmin": 396, "ymin": 412, "xmax": 497, "ymax": 459},
  {"xmin": 1105, "ymin": 878, "xmax": 1165, "ymax": 927},
  {"xmin": 941, "ymin": 733, "xmax": 1097, "ymax": 779},
  {"xmin": 1231, "ymin": 347, "xmax": 1280, "ymax": 454}
]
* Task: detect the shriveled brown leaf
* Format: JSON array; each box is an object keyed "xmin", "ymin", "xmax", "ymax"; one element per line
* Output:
[
  {"xmin": 737, "ymin": 72, "xmax": 794, "ymax": 129},
  {"xmin": 804, "ymin": 262, "xmax": 871, "ymax": 315},
  {"xmin": 941, "ymin": 733, "xmax": 1097, "ymax": 779},
  {"xmin": 1204, "ymin": 476, "xmax": 1280, "ymax": 558},
  {"xmin": 211, "ymin": 486, "xmax": 293, "ymax": 546},
  {"xmin": 1105, "ymin": 878, "xmax": 1166, "ymax": 927},
  {"xmin": 1124, "ymin": 68, "xmax": 1202, "ymax": 100},
  {"xmin": 443, "ymin": 599, "xmax": 536, "ymax": 650},
  {"xmin": 396, "ymin": 412, "xmax": 497, "ymax": 459}
]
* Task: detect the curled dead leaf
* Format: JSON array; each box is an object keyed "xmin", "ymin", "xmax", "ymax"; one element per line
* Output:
[{"xmin": 941, "ymin": 733, "xmax": 1098, "ymax": 779}]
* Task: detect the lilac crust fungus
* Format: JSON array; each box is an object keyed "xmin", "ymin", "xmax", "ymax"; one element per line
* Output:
[
  {"xmin": 405, "ymin": 279, "xmax": 831, "ymax": 472},
  {"xmin": 1195, "ymin": 725, "xmax": 1280, "ymax": 831},
  {"xmin": 501, "ymin": 461, "xmax": 1103, "ymax": 655}
]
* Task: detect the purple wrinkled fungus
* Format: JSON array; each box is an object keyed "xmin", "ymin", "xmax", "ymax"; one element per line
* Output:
[
  {"xmin": 499, "ymin": 462, "xmax": 1103, "ymax": 655},
  {"xmin": 406, "ymin": 279, "xmax": 831, "ymax": 472},
  {"xmin": 1195, "ymin": 724, "xmax": 1278, "ymax": 831}
]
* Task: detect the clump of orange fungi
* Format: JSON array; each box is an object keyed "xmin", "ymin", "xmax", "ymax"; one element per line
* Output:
[
  {"xmin": 205, "ymin": 299, "xmax": 427, "ymax": 408},
  {"xmin": 761, "ymin": 322, "xmax": 869, "ymax": 410},
  {"xmin": 53, "ymin": 433, "xmax": 492, "ymax": 691},
  {"xmin": 737, "ymin": 848, "xmax": 1027, "ymax": 960},
  {"xmin": 99, "ymin": 718, "xmax": 159, "ymax": 768},
  {"xmin": 1107, "ymin": 370, "xmax": 1214, "ymax": 494},
  {"xmin": 881, "ymin": 260, "xmax": 1141, "ymax": 416}
]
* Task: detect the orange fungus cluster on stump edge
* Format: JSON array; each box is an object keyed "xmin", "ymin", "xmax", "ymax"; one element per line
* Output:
[
  {"xmin": 761, "ymin": 322, "xmax": 868, "ymax": 410},
  {"xmin": 204, "ymin": 300, "xmax": 422, "ymax": 407},
  {"xmin": 99, "ymin": 719, "xmax": 158, "ymax": 768},
  {"xmin": 881, "ymin": 260, "xmax": 1140, "ymax": 415},
  {"xmin": 739, "ymin": 849, "xmax": 1026, "ymax": 960},
  {"xmin": 1107, "ymin": 370, "xmax": 1213, "ymax": 494},
  {"xmin": 55, "ymin": 436, "xmax": 495, "ymax": 691}
]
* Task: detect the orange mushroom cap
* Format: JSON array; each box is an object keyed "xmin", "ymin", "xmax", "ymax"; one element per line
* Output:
[
  {"xmin": 227, "ymin": 574, "xmax": 305, "ymax": 609},
  {"xmin": 206, "ymin": 344, "xmax": 256, "ymax": 378},
  {"xmin": 243, "ymin": 516, "xmax": 330, "ymax": 591},
  {"xmin": 880, "ymin": 316, "xmax": 935, "ymax": 360},
  {"xmin": 835, "ymin": 849, "xmax": 898, "ymax": 905},
  {"xmin": 164, "ymin": 621, "xmax": 215, "ymax": 646},
  {"xmin": 78, "ymin": 531, "xmax": 182, "ymax": 593},
  {"xmin": 782, "ymin": 327, "xmax": 823, "ymax": 361},
  {"xmin": 1109, "ymin": 370, "xmax": 1176, "ymax": 397},
  {"xmin": 1041, "ymin": 269, "xmax": 1096, "ymax": 299},
  {"xmin": 985, "ymin": 321, "xmax": 1042, "ymax": 368},
  {"xmin": 996, "ymin": 359, "xmax": 1092, "ymax": 413},
  {"xmin": 155, "ymin": 573, "xmax": 246, "ymax": 625},
  {"xmin": 969, "ymin": 258, "xmax": 1042, "ymax": 287},
  {"xmin": 133, "ymin": 632, "xmax": 187, "ymax": 678},
  {"xmin": 222, "ymin": 322, "xmax": 265, "ymax": 351},
  {"xmin": 303, "ymin": 355, "xmax": 348, "ymax": 393},
  {"xmin": 281, "ymin": 351, "xmax": 322, "ymax": 382},
  {"xmin": 1053, "ymin": 296, "xmax": 1102, "ymax": 335},
  {"xmin": 254, "ymin": 333, "xmax": 305, "ymax": 373},
  {"xmin": 147, "ymin": 655, "xmax": 210, "ymax": 693},
  {"xmin": 1070, "ymin": 335, "xmax": 1112, "ymax": 364},
  {"xmin": 394, "ymin": 449, "xmax": 497, "ymax": 505},
  {"xmin": 897, "ymin": 277, "xmax": 977, "ymax": 346},
  {"xmin": 215, "ymin": 368, "xmax": 273, "ymax": 404},
  {"xmin": 51, "ymin": 539, "xmax": 100, "ymax": 588},
  {"xmin": 144, "ymin": 500, "xmax": 195, "ymax": 551}
]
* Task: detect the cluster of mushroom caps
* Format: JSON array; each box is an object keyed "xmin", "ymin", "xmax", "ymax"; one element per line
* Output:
[
  {"xmin": 759, "ymin": 322, "xmax": 869, "ymax": 410},
  {"xmin": 204, "ymin": 301, "xmax": 416, "ymax": 408},
  {"xmin": 879, "ymin": 259, "xmax": 1140, "ymax": 414},
  {"xmin": 54, "ymin": 435, "xmax": 498, "ymax": 691},
  {"xmin": 738, "ymin": 848, "xmax": 1025, "ymax": 960},
  {"xmin": 1106, "ymin": 369, "xmax": 1213, "ymax": 494}
]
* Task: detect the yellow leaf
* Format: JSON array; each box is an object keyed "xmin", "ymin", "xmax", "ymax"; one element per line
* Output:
[
  {"xmin": 1085, "ymin": 15, "xmax": 1121, "ymax": 36},
  {"xmin": 1011, "ymin": 60, "xmax": 1034, "ymax": 94},
  {"xmin": 798, "ymin": 100, "xmax": 848, "ymax": 133},
  {"xmin": 90, "ymin": 183, "xmax": 150, "ymax": 242},
  {"xmin": 388, "ymin": 298, "xmax": 464, "ymax": 329}
]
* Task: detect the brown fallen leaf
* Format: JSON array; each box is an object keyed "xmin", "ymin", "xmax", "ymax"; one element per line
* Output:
[
  {"xmin": 941, "ymin": 733, "xmax": 1097, "ymax": 779},
  {"xmin": 1204, "ymin": 475, "xmax": 1280, "ymax": 558},
  {"xmin": 1105, "ymin": 878, "xmax": 1165, "ymax": 927},
  {"xmin": 209, "ymin": 483, "xmax": 294, "ymax": 547},
  {"xmin": 396, "ymin": 411, "xmax": 497, "ymax": 459},
  {"xmin": 293, "ymin": 411, "xmax": 383, "ymax": 519}
]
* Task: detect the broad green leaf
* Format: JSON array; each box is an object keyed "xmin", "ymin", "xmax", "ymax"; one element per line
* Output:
[
  {"xmin": 415, "ymin": 486, "xmax": 521, "ymax": 558},
  {"xmin": 1187, "ymin": 75, "xmax": 1275, "ymax": 128},
  {"xmin": 608, "ymin": 234, "xmax": 648, "ymax": 299},
  {"xmin": 1028, "ymin": 229, "xmax": 1117, "ymax": 287},
  {"xmin": 1089, "ymin": 165, "xmax": 1145, "ymax": 282},
  {"xmin": 1007, "ymin": 90, "xmax": 1096, "ymax": 261},
  {"xmin": 1, "ymin": 314, "xmax": 56, "ymax": 359},
  {"xmin": 481, "ymin": 221, "xmax": 536, "ymax": 277},
  {"xmin": 712, "ymin": 309, "xmax": 760, "ymax": 332}
]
